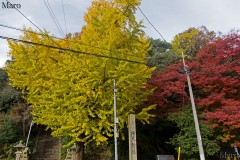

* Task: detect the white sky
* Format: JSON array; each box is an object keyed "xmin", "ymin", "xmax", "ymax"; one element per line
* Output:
[{"xmin": 0, "ymin": 0, "xmax": 240, "ymax": 67}]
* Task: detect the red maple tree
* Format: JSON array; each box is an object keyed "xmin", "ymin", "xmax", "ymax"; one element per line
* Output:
[{"xmin": 148, "ymin": 32, "xmax": 240, "ymax": 144}]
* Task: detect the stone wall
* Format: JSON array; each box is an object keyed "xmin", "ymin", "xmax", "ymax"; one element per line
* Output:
[{"xmin": 31, "ymin": 127, "xmax": 61, "ymax": 160}]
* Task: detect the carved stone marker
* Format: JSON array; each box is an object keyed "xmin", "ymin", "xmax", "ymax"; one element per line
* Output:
[
  {"xmin": 65, "ymin": 149, "xmax": 73, "ymax": 160},
  {"xmin": 128, "ymin": 114, "xmax": 137, "ymax": 160},
  {"xmin": 65, "ymin": 143, "xmax": 76, "ymax": 160}
]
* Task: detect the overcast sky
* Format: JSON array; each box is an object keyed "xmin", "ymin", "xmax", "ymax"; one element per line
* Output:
[{"xmin": 0, "ymin": 0, "xmax": 240, "ymax": 67}]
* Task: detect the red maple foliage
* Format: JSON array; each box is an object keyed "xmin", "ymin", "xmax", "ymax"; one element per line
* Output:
[
  {"xmin": 147, "ymin": 63, "xmax": 186, "ymax": 117},
  {"xmin": 148, "ymin": 32, "xmax": 240, "ymax": 143}
]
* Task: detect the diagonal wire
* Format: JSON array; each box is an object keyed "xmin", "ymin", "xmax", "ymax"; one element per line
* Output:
[
  {"xmin": 136, "ymin": 6, "xmax": 166, "ymax": 42},
  {"xmin": 44, "ymin": 0, "xmax": 65, "ymax": 37},
  {"xmin": 46, "ymin": 0, "xmax": 65, "ymax": 36},
  {"xmin": 5, "ymin": 0, "xmax": 147, "ymax": 62},
  {"xmin": 5, "ymin": 0, "xmax": 43, "ymax": 32},
  {"xmin": 6, "ymin": 0, "xmax": 85, "ymax": 67},
  {"xmin": 62, "ymin": 0, "xmax": 67, "ymax": 35}
]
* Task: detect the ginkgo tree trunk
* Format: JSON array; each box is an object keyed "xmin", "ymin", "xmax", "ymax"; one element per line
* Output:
[{"xmin": 6, "ymin": 0, "xmax": 155, "ymax": 159}]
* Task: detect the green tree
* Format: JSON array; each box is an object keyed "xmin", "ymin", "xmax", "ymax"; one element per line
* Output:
[
  {"xmin": 167, "ymin": 105, "xmax": 220, "ymax": 159},
  {"xmin": 6, "ymin": 0, "xmax": 155, "ymax": 159},
  {"xmin": 0, "ymin": 85, "xmax": 22, "ymax": 113},
  {"xmin": 0, "ymin": 69, "xmax": 23, "ymax": 113},
  {"xmin": 0, "ymin": 69, "xmax": 29, "ymax": 159},
  {"xmin": 0, "ymin": 114, "xmax": 20, "ymax": 159},
  {"xmin": 148, "ymin": 38, "xmax": 171, "ymax": 56},
  {"xmin": 147, "ymin": 39, "xmax": 180, "ymax": 71},
  {"xmin": 0, "ymin": 115, "xmax": 19, "ymax": 144},
  {"xmin": 147, "ymin": 50, "xmax": 180, "ymax": 71},
  {"xmin": 0, "ymin": 69, "xmax": 8, "ymax": 89}
]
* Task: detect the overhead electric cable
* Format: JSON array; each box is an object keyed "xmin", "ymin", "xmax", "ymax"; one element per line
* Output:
[
  {"xmin": 4, "ymin": 0, "xmax": 96, "ymax": 68},
  {"xmin": 0, "ymin": 24, "xmax": 145, "ymax": 60},
  {"xmin": 0, "ymin": 24, "xmax": 54, "ymax": 38},
  {"xmin": 0, "ymin": 23, "xmax": 109, "ymax": 51},
  {"xmin": 136, "ymin": 6, "xmax": 166, "ymax": 42},
  {"xmin": 0, "ymin": 35, "xmax": 145, "ymax": 64},
  {"xmin": 5, "ymin": 1, "xmax": 71, "ymax": 59},
  {"xmin": 5, "ymin": 0, "xmax": 146, "ymax": 61},
  {"xmin": 62, "ymin": 0, "xmax": 67, "ymax": 35},
  {"xmin": 46, "ymin": 0, "xmax": 65, "ymax": 36},
  {"xmin": 44, "ymin": 0, "xmax": 65, "ymax": 37},
  {"xmin": 6, "ymin": 0, "xmax": 43, "ymax": 32}
]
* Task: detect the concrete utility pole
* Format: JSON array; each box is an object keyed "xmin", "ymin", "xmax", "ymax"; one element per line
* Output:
[
  {"xmin": 181, "ymin": 52, "xmax": 205, "ymax": 160},
  {"xmin": 113, "ymin": 79, "xmax": 118, "ymax": 160}
]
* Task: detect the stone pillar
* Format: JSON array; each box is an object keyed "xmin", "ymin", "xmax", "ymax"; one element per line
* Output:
[
  {"xmin": 128, "ymin": 114, "xmax": 137, "ymax": 160},
  {"xmin": 15, "ymin": 151, "xmax": 22, "ymax": 160},
  {"xmin": 65, "ymin": 143, "xmax": 77, "ymax": 160},
  {"xmin": 65, "ymin": 149, "xmax": 72, "ymax": 160}
]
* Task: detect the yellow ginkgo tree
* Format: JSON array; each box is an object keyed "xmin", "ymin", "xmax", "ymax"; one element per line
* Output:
[
  {"xmin": 171, "ymin": 27, "xmax": 199, "ymax": 57},
  {"xmin": 6, "ymin": 0, "xmax": 154, "ymax": 159}
]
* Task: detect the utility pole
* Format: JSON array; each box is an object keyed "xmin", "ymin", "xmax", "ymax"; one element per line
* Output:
[
  {"xmin": 181, "ymin": 52, "xmax": 205, "ymax": 160},
  {"xmin": 113, "ymin": 79, "xmax": 118, "ymax": 160}
]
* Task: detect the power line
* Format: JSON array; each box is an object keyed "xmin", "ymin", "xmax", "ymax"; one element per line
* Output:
[
  {"xmin": 5, "ymin": 1, "xmax": 82, "ymax": 65},
  {"xmin": 0, "ymin": 23, "xmax": 109, "ymax": 51},
  {"xmin": 6, "ymin": 0, "xmax": 43, "ymax": 32},
  {"xmin": 0, "ymin": 35, "xmax": 145, "ymax": 64},
  {"xmin": 136, "ymin": 6, "xmax": 166, "ymax": 42},
  {"xmin": 5, "ymin": 0, "xmax": 146, "ymax": 60},
  {"xmin": 44, "ymin": 0, "xmax": 65, "ymax": 37},
  {"xmin": 46, "ymin": 0, "xmax": 65, "ymax": 36},
  {"xmin": 62, "ymin": 0, "xmax": 67, "ymax": 35},
  {"xmin": 0, "ymin": 24, "xmax": 145, "ymax": 60},
  {"xmin": 0, "ymin": 24, "xmax": 53, "ymax": 38}
]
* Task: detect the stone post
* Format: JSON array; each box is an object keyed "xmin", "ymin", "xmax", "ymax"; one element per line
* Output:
[
  {"xmin": 65, "ymin": 143, "xmax": 77, "ymax": 160},
  {"xmin": 128, "ymin": 114, "xmax": 137, "ymax": 160}
]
